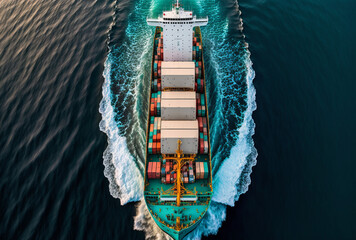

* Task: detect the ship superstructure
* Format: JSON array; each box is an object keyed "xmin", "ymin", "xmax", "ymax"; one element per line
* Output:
[{"xmin": 144, "ymin": 2, "xmax": 211, "ymax": 239}]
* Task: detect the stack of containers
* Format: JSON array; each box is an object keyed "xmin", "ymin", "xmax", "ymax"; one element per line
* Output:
[
  {"xmin": 152, "ymin": 60, "xmax": 162, "ymax": 92},
  {"xmin": 161, "ymin": 160, "xmax": 196, "ymax": 184},
  {"xmin": 150, "ymin": 91, "xmax": 161, "ymax": 116},
  {"xmin": 195, "ymin": 162, "xmax": 209, "ymax": 179},
  {"xmin": 203, "ymin": 117, "xmax": 208, "ymax": 154},
  {"xmin": 195, "ymin": 61, "xmax": 202, "ymax": 79},
  {"xmin": 148, "ymin": 117, "xmax": 161, "ymax": 154},
  {"xmin": 196, "ymin": 93, "xmax": 206, "ymax": 117},
  {"xmin": 152, "ymin": 78, "xmax": 161, "ymax": 92},
  {"xmin": 163, "ymin": 160, "xmax": 179, "ymax": 184},
  {"xmin": 193, "ymin": 45, "xmax": 202, "ymax": 61},
  {"xmin": 147, "ymin": 161, "xmax": 161, "ymax": 179},
  {"xmin": 197, "ymin": 117, "xmax": 209, "ymax": 154},
  {"xmin": 157, "ymin": 37, "xmax": 163, "ymax": 60}
]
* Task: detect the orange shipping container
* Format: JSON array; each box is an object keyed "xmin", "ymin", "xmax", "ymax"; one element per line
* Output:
[{"xmin": 157, "ymin": 142, "xmax": 161, "ymax": 153}]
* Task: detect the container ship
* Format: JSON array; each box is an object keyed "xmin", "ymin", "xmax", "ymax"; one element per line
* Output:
[{"xmin": 144, "ymin": 2, "xmax": 211, "ymax": 240}]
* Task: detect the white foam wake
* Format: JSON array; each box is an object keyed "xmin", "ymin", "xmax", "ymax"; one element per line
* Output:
[
  {"xmin": 188, "ymin": 57, "xmax": 257, "ymax": 239},
  {"xmin": 213, "ymin": 57, "xmax": 257, "ymax": 206},
  {"xmin": 99, "ymin": 57, "xmax": 143, "ymax": 204}
]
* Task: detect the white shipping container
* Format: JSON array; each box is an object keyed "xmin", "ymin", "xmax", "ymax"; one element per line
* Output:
[
  {"xmin": 204, "ymin": 141, "xmax": 209, "ymax": 154},
  {"xmin": 161, "ymin": 120, "xmax": 198, "ymax": 130},
  {"xmin": 161, "ymin": 61, "xmax": 195, "ymax": 69},
  {"xmin": 161, "ymin": 91, "xmax": 196, "ymax": 100},
  {"xmin": 161, "ymin": 68, "xmax": 195, "ymax": 89},
  {"xmin": 161, "ymin": 129, "xmax": 198, "ymax": 154},
  {"xmin": 161, "ymin": 100, "xmax": 196, "ymax": 120}
]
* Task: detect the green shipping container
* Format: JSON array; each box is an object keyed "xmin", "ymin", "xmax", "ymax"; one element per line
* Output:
[{"xmin": 204, "ymin": 162, "xmax": 209, "ymax": 179}]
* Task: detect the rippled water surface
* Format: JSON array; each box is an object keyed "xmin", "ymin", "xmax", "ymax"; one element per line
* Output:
[{"xmin": 0, "ymin": 0, "xmax": 355, "ymax": 239}]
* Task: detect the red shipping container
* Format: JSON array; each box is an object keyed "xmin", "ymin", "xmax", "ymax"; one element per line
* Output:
[
  {"xmin": 195, "ymin": 82, "xmax": 197, "ymax": 91},
  {"xmin": 151, "ymin": 162, "xmax": 155, "ymax": 179},
  {"xmin": 200, "ymin": 139, "xmax": 204, "ymax": 154},
  {"xmin": 157, "ymin": 82, "xmax": 161, "ymax": 91},
  {"xmin": 154, "ymin": 72, "xmax": 157, "ymax": 78},
  {"xmin": 166, "ymin": 174, "xmax": 170, "ymax": 184},
  {"xmin": 198, "ymin": 117, "xmax": 203, "ymax": 132},
  {"xmin": 157, "ymin": 133, "xmax": 161, "ymax": 141},
  {"xmin": 154, "ymin": 101, "xmax": 157, "ymax": 116},
  {"xmin": 156, "ymin": 162, "xmax": 161, "ymax": 178},
  {"xmin": 158, "ymin": 61, "xmax": 161, "ymax": 69},
  {"xmin": 174, "ymin": 173, "xmax": 177, "ymax": 180},
  {"xmin": 152, "ymin": 162, "xmax": 156, "ymax": 178},
  {"xmin": 148, "ymin": 162, "xmax": 152, "ymax": 179},
  {"xmin": 153, "ymin": 134, "xmax": 157, "ymax": 142},
  {"xmin": 153, "ymin": 142, "xmax": 157, "ymax": 154},
  {"xmin": 198, "ymin": 62, "xmax": 202, "ymax": 68}
]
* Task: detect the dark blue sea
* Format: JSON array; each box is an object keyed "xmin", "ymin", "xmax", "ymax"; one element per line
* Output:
[{"xmin": 0, "ymin": 0, "xmax": 355, "ymax": 239}]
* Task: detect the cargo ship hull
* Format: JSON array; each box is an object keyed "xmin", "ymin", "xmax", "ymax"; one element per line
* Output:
[{"xmin": 144, "ymin": 5, "xmax": 211, "ymax": 240}]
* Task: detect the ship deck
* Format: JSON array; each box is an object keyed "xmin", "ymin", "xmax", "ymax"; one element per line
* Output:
[{"xmin": 144, "ymin": 26, "xmax": 212, "ymax": 238}]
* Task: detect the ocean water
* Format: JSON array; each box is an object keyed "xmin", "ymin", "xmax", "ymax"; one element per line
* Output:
[{"xmin": 0, "ymin": 0, "xmax": 355, "ymax": 240}]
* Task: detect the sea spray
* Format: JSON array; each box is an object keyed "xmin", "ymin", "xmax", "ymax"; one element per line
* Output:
[{"xmin": 134, "ymin": 200, "xmax": 171, "ymax": 240}]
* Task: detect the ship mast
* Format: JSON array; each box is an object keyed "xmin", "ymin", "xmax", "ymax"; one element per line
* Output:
[{"xmin": 162, "ymin": 140, "xmax": 196, "ymax": 207}]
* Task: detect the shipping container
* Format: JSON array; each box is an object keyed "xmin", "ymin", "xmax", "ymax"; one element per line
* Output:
[
  {"xmin": 148, "ymin": 142, "xmax": 153, "ymax": 154},
  {"xmin": 196, "ymin": 162, "xmax": 200, "ymax": 179},
  {"xmin": 161, "ymin": 61, "xmax": 195, "ymax": 69},
  {"xmin": 161, "ymin": 99, "xmax": 196, "ymax": 120},
  {"xmin": 157, "ymin": 142, "xmax": 161, "ymax": 153},
  {"xmin": 161, "ymin": 120, "xmax": 198, "ymax": 130},
  {"xmin": 161, "ymin": 129, "xmax": 199, "ymax": 154},
  {"xmin": 156, "ymin": 162, "xmax": 161, "ymax": 178},
  {"xmin": 161, "ymin": 68, "xmax": 195, "ymax": 89},
  {"xmin": 148, "ymin": 162, "xmax": 152, "ymax": 179},
  {"xmin": 161, "ymin": 91, "xmax": 196, "ymax": 100},
  {"xmin": 204, "ymin": 162, "xmax": 209, "ymax": 179},
  {"xmin": 152, "ymin": 162, "xmax": 157, "ymax": 178}
]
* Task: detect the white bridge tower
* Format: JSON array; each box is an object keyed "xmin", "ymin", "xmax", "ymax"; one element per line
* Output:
[{"xmin": 147, "ymin": 1, "xmax": 208, "ymax": 61}]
